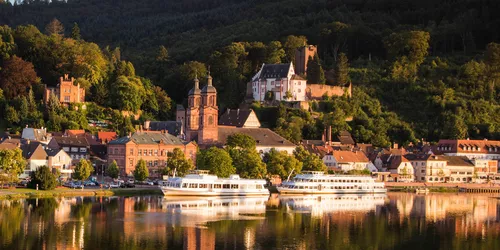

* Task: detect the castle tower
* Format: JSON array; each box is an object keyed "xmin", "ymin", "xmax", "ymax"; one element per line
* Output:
[
  {"xmin": 185, "ymin": 76, "xmax": 201, "ymax": 142},
  {"xmin": 295, "ymin": 45, "xmax": 317, "ymax": 75},
  {"xmin": 198, "ymin": 71, "xmax": 218, "ymax": 144}
]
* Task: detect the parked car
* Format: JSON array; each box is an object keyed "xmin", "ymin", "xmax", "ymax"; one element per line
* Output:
[
  {"xmin": 70, "ymin": 182, "xmax": 84, "ymax": 188},
  {"xmin": 84, "ymin": 181, "xmax": 96, "ymax": 186},
  {"xmin": 127, "ymin": 179, "xmax": 134, "ymax": 184},
  {"xmin": 121, "ymin": 182, "xmax": 135, "ymax": 188},
  {"xmin": 107, "ymin": 183, "xmax": 120, "ymax": 188}
]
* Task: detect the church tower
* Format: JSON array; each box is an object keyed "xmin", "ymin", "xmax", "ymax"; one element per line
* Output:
[
  {"xmin": 185, "ymin": 76, "xmax": 201, "ymax": 142},
  {"xmin": 198, "ymin": 72, "xmax": 219, "ymax": 144}
]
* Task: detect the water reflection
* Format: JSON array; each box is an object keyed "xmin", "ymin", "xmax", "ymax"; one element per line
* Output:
[{"xmin": 0, "ymin": 193, "xmax": 498, "ymax": 249}]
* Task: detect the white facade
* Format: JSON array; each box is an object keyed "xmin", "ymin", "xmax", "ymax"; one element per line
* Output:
[
  {"xmin": 251, "ymin": 63, "xmax": 307, "ymax": 102},
  {"xmin": 389, "ymin": 161, "xmax": 415, "ymax": 182},
  {"xmin": 257, "ymin": 146, "xmax": 295, "ymax": 155},
  {"xmin": 21, "ymin": 159, "xmax": 48, "ymax": 179},
  {"xmin": 243, "ymin": 112, "xmax": 261, "ymax": 128}
]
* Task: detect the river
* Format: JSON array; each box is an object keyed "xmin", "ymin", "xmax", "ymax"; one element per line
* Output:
[{"xmin": 0, "ymin": 193, "xmax": 499, "ymax": 249}]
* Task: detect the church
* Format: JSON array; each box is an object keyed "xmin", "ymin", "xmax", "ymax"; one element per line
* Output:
[{"xmin": 176, "ymin": 73, "xmax": 297, "ymax": 154}]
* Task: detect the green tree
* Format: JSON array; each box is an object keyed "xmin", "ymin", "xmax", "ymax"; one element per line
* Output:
[
  {"xmin": 228, "ymin": 148, "xmax": 267, "ymax": 179},
  {"xmin": 133, "ymin": 159, "xmax": 149, "ymax": 181},
  {"xmin": 334, "ymin": 52, "xmax": 349, "ymax": 86},
  {"xmin": 71, "ymin": 23, "xmax": 81, "ymax": 40},
  {"xmin": 156, "ymin": 45, "xmax": 169, "ymax": 62},
  {"xmin": 284, "ymin": 35, "xmax": 307, "ymax": 64},
  {"xmin": 321, "ymin": 21, "xmax": 351, "ymax": 61},
  {"xmin": 167, "ymin": 148, "xmax": 194, "ymax": 177},
  {"xmin": 0, "ymin": 149, "xmax": 26, "ymax": 185},
  {"xmin": 306, "ymin": 54, "xmax": 325, "ymax": 84},
  {"xmin": 45, "ymin": 18, "xmax": 64, "ymax": 36},
  {"xmin": 197, "ymin": 147, "xmax": 235, "ymax": 177},
  {"xmin": 294, "ymin": 146, "xmax": 326, "ymax": 172},
  {"xmin": 107, "ymin": 160, "xmax": 119, "ymax": 179},
  {"xmin": 29, "ymin": 166, "xmax": 57, "ymax": 190},
  {"xmin": 264, "ymin": 148, "xmax": 302, "ymax": 180},
  {"xmin": 73, "ymin": 159, "xmax": 94, "ymax": 181},
  {"xmin": 266, "ymin": 41, "xmax": 285, "ymax": 64},
  {"xmin": 226, "ymin": 133, "xmax": 256, "ymax": 150},
  {"xmin": 112, "ymin": 75, "xmax": 146, "ymax": 112}
]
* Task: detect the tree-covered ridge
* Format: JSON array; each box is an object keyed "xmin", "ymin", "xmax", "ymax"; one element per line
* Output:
[{"xmin": 0, "ymin": 0, "xmax": 499, "ymax": 146}]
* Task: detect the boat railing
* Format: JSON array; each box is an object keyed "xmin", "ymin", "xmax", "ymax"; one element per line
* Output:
[{"xmin": 189, "ymin": 170, "xmax": 210, "ymax": 175}]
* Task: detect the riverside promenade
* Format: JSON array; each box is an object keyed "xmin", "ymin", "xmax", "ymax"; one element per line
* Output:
[
  {"xmin": 386, "ymin": 182, "xmax": 500, "ymax": 193},
  {"xmin": 0, "ymin": 186, "xmax": 162, "ymax": 199}
]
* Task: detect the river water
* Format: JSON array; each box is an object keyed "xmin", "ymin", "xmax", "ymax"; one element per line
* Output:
[{"xmin": 0, "ymin": 193, "xmax": 499, "ymax": 250}]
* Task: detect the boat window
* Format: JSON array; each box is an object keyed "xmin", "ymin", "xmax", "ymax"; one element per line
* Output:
[
  {"xmin": 176, "ymin": 183, "xmax": 181, "ymax": 188},
  {"xmin": 189, "ymin": 183, "xmax": 198, "ymax": 188},
  {"xmin": 240, "ymin": 184, "xmax": 247, "ymax": 189},
  {"xmin": 231, "ymin": 184, "xmax": 238, "ymax": 189},
  {"xmin": 214, "ymin": 184, "xmax": 222, "ymax": 189},
  {"xmin": 223, "ymin": 184, "xmax": 230, "ymax": 189},
  {"xmin": 182, "ymin": 183, "xmax": 188, "ymax": 188},
  {"xmin": 199, "ymin": 184, "xmax": 208, "ymax": 188}
]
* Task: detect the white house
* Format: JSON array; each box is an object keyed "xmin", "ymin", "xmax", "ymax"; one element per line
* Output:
[
  {"xmin": 46, "ymin": 148, "xmax": 73, "ymax": 179},
  {"xmin": 250, "ymin": 63, "xmax": 307, "ymax": 102},
  {"xmin": 21, "ymin": 142, "xmax": 48, "ymax": 179},
  {"xmin": 387, "ymin": 155, "xmax": 415, "ymax": 182},
  {"xmin": 326, "ymin": 151, "xmax": 371, "ymax": 172}
]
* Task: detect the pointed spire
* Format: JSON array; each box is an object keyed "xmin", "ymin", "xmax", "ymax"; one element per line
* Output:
[
  {"xmin": 194, "ymin": 70, "xmax": 200, "ymax": 89},
  {"xmin": 207, "ymin": 66, "xmax": 212, "ymax": 86}
]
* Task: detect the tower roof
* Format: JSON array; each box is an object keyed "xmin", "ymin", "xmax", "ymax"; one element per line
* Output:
[
  {"xmin": 188, "ymin": 76, "xmax": 201, "ymax": 95},
  {"xmin": 201, "ymin": 71, "xmax": 217, "ymax": 93}
]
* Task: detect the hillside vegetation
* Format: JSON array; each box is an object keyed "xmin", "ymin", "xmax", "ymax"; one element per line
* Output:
[{"xmin": 0, "ymin": 0, "xmax": 499, "ymax": 146}]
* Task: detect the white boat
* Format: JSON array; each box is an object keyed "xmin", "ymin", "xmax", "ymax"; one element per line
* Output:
[
  {"xmin": 160, "ymin": 170, "xmax": 270, "ymax": 196},
  {"xmin": 277, "ymin": 171, "xmax": 387, "ymax": 194}
]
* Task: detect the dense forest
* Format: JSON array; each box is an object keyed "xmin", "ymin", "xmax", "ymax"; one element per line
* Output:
[{"xmin": 0, "ymin": 0, "xmax": 500, "ymax": 146}]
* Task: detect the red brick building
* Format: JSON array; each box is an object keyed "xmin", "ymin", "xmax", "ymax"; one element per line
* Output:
[{"xmin": 107, "ymin": 131, "xmax": 197, "ymax": 178}]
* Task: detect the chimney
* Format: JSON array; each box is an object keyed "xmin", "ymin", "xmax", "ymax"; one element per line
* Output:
[
  {"xmin": 64, "ymin": 74, "xmax": 69, "ymax": 80},
  {"xmin": 327, "ymin": 126, "xmax": 332, "ymax": 145},
  {"xmin": 393, "ymin": 142, "xmax": 398, "ymax": 149},
  {"xmin": 27, "ymin": 139, "xmax": 30, "ymax": 145},
  {"xmin": 237, "ymin": 109, "xmax": 240, "ymax": 116},
  {"xmin": 144, "ymin": 121, "xmax": 151, "ymax": 131},
  {"xmin": 322, "ymin": 129, "xmax": 326, "ymax": 143},
  {"xmin": 128, "ymin": 132, "xmax": 132, "ymax": 138}
]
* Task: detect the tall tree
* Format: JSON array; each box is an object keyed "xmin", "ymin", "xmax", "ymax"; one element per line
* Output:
[
  {"xmin": 71, "ymin": 22, "xmax": 81, "ymax": 40},
  {"xmin": 0, "ymin": 55, "xmax": 39, "ymax": 99},
  {"xmin": 167, "ymin": 148, "xmax": 194, "ymax": 177},
  {"xmin": 134, "ymin": 159, "xmax": 149, "ymax": 181},
  {"xmin": 334, "ymin": 53, "xmax": 349, "ymax": 86},
  {"xmin": 229, "ymin": 148, "xmax": 267, "ymax": 179},
  {"xmin": 107, "ymin": 160, "xmax": 119, "ymax": 179},
  {"xmin": 226, "ymin": 133, "xmax": 256, "ymax": 149},
  {"xmin": 306, "ymin": 54, "xmax": 325, "ymax": 84},
  {"xmin": 73, "ymin": 159, "xmax": 94, "ymax": 181},
  {"xmin": 0, "ymin": 148, "xmax": 26, "ymax": 185},
  {"xmin": 197, "ymin": 147, "xmax": 234, "ymax": 177},
  {"xmin": 45, "ymin": 18, "xmax": 64, "ymax": 36},
  {"xmin": 266, "ymin": 41, "xmax": 285, "ymax": 64},
  {"xmin": 156, "ymin": 45, "xmax": 169, "ymax": 62},
  {"xmin": 283, "ymin": 35, "xmax": 307, "ymax": 64}
]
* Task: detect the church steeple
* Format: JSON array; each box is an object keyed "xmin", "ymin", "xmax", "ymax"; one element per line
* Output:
[
  {"xmin": 189, "ymin": 73, "xmax": 201, "ymax": 96},
  {"xmin": 201, "ymin": 68, "xmax": 216, "ymax": 94}
]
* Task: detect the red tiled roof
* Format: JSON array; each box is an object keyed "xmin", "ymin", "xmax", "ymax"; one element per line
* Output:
[
  {"xmin": 65, "ymin": 130, "xmax": 85, "ymax": 136},
  {"xmin": 332, "ymin": 151, "xmax": 369, "ymax": 163},
  {"xmin": 97, "ymin": 132, "xmax": 118, "ymax": 143}
]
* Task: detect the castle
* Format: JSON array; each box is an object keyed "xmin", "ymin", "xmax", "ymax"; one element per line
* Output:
[{"xmin": 43, "ymin": 74, "xmax": 85, "ymax": 104}]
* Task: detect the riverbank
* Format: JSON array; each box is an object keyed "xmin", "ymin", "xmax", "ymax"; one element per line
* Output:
[
  {"xmin": 0, "ymin": 187, "xmax": 163, "ymax": 199},
  {"xmin": 385, "ymin": 182, "xmax": 500, "ymax": 193}
]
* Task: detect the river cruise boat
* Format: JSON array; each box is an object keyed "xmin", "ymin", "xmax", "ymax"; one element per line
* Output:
[
  {"xmin": 277, "ymin": 171, "xmax": 387, "ymax": 194},
  {"xmin": 161, "ymin": 170, "xmax": 269, "ymax": 196}
]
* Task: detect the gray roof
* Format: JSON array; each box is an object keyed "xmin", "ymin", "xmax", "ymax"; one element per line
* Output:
[
  {"xmin": 337, "ymin": 131, "xmax": 355, "ymax": 145},
  {"xmin": 217, "ymin": 127, "xmax": 295, "ymax": 147},
  {"xmin": 22, "ymin": 128, "xmax": 48, "ymax": 141},
  {"xmin": 259, "ymin": 64, "xmax": 291, "ymax": 79},
  {"xmin": 440, "ymin": 155, "xmax": 474, "ymax": 167},
  {"xmin": 218, "ymin": 109, "xmax": 253, "ymax": 127},
  {"xmin": 21, "ymin": 142, "xmax": 47, "ymax": 160},
  {"xmin": 109, "ymin": 132, "xmax": 187, "ymax": 145},
  {"xmin": 176, "ymin": 104, "xmax": 185, "ymax": 111},
  {"xmin": 52, "ymin": 136, "xmax": 89, "ymax": 147},
  {"xmin": 147, "ymin": 121, "xmax": 183, "ymax": 136},
  {"xmin": 45, "ymin": 148, "xmax": 64, "ymax": 157}
]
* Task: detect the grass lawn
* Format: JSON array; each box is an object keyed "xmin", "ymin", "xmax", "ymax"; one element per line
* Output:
[{"xmin": 0, "ymin": 187, "xmax": 162, "ymax": 199}]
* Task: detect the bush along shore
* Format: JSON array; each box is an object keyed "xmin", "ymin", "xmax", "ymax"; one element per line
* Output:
[
  {"xmin": 0, "ymin": 187, "xmax": 163, "ymax": 199},
  {"xmin": 387, "ymin": 186, "xmax": 459, "ymax": 193}
]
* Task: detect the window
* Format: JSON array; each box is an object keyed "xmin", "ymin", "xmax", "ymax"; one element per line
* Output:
[
  {"xmin": 199, "ymin": 184, "xmax": 208, "ymax": 188},
  {"xmin": 114, "ymin": 148, "xmax": 118, "ymax": 154},
  {"xmin": 64, "ymin": 96, "xmax": 70, "ymax": 102},
  {"xmin": 214, "ymin": 184, "xmax": 222, "ymax": 189},
  {"xmin": 129, "ymin": 159, "xmax": 133, "ymax": 167},
  {"xmin": 63, "ymin": 147, "xmax": 70, "ymax": 152},
  {"xmin": 148, "ymin": 161, "xmax": 152, "ymax": 167},
  {"xmin": 80, "ymin": 148, "xmax": 87, "ymax": 153},
  {"xmin": 223, "ymin": 184, "xmax": 230, "ymax": 189},
  {"xmin": 208, "ymin": 116, "xmax": 214, "ymax": 125},
  {"xmin": 154, "ymin": 150, "xmax": 158, "ymax": 156},
  {"xmin": 130, "ymin": 149, "xmax": 134, "ymax": 155},
  {"xmin": 231, "ymin": 184, "xmax": 238, "ymax": 189},
  {"xmin": 298, "ymin": 89, "xmax": 301, "ymax": 93},
  {"xmin": 138, "ymin": 149, "xmax": 142, "ymax": 156},
  {"xmin": 154, "ymin": 160, "xmax": 158, "ymax": 166},
  {"xmin": 149, "ymin": 150, "xmax": 153, "ymax": 156}
]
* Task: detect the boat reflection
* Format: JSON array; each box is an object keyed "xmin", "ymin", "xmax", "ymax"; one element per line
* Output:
[
  {"xmin": 276, "ymin": 194, "xmax": 387, "ymax": 216},
  {"xmin": 161, "ymin": 196, "xmax": 268, "ymax": 227}
]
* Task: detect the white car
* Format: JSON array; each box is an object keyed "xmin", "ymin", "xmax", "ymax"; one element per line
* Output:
[{"xmin": 108, "ymin": 183, "xmax": 120, "ymax": 188}]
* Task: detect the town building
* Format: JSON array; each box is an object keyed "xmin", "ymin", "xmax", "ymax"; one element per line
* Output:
[
  {"xmin": 250, "ymin": 63, "xmax": 307, "ymax": 102},
  {"xmin": 20, "ymin": 142, "xmax": 47, "ymax": 178},
  {"xmin": 46, "ymin": 148, "xmax": 73, "ymax": 179},
  {"xmin": 43, "ymin": 74, "xmax": 85, "ymax": 104},
  {"xmin": 97, "ymin": 132, "xmax": 118, "ymax": 144},
  {"xmin": 471, "ymin": 158, "xmax": 498, "ymax": 181},
  {"xmin": 384, "ymin": 155, "xmax": 415, "ymax": 182},
  {"xmin": 218, "ymin": 109, "xmax": 261, "ymax": 128},
  {"xmin": 107, "ymin": 131, "xmax": 197, "ymax": 178},
  {"xmin": 47, "ymin": 136, "xmax": 91, "ymax": 165},
  {"xmin": 21, "ymin": 127, "xmax": 50, "ymax": 144},
  {"xmin": 436, "ymin": 139, "xmax": 500, "ymax": 167},
  {"xmin": 217, "ymin": 126, "xmax": 296, "ymax": 154},
  {"xmin": 441, "ymin": 155, "xmax": 475, "ymax": 183},
  {"xmin": 294, "ymin": 45, "xmax": 317, "ymax": 75},
  {"xmin": 325, "ymin": 151, "xmax": 374, "ymax": 172}
]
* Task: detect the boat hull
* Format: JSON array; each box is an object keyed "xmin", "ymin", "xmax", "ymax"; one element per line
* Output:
[
  {"xmin": 277, "ymin": 187, "xmax": 387, "ymax": 195},
  {"xmin": 161, "ymin": 187, "xmax": 270, "ymax": 196}
]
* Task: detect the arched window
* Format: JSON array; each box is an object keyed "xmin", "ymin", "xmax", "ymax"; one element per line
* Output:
[
  {"xmin": 195, "ymin": 97, "xmax": 200, "ymax": 106},
  {"xmin": 209, "ymin": 96, "xmax": 215, "ymax": 106},
  {"xmin": 208, "ymin": 115, "xmax": 214, "ymax": 125}
]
